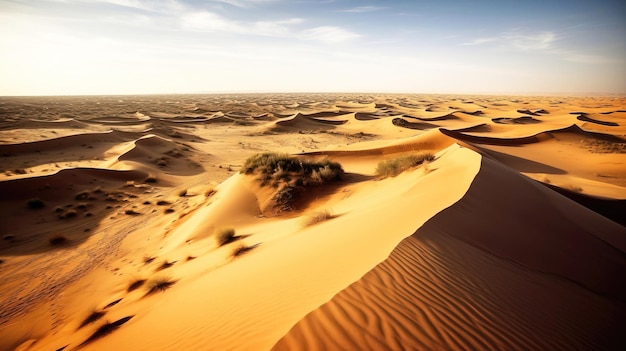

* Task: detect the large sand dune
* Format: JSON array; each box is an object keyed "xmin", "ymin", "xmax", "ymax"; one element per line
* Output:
[{"xmin": 0, "ymin": 94, "xmax": 624, "ymax": 350}]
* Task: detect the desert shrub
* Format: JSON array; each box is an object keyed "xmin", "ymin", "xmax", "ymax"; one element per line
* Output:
[
  {"xmin": 49, "ymin": 234, "xmax": 68, "ymax": 245},
  {"xmin": 145, "ymin": 277, "xmax": 176, "ymax": 295},
  {"xmin": 303, "ymin": 210, "xmax": 333, "ymax": 227},
  {"xmin": 58, "ymin": 209, "xmax": 77, "ymax": 219},
  {"xmin": 216, "ymin": 228, "xmax": 237, "ymax": 246},
  {"xmin": 376, "ymin": 152, "xmax": 435, "ymax": 178},
  {"xmin": 564, "ymin": 184, "xmax": 583, "ymax": 193},
  {"xmin": 27, "ymin": 198, "xmax": 45, "ymax": 209},
  {"xmin": 144, "ymin": 175, "xmax": 157, "ymax": 183},
  {"xmin": 78, "ymin": 309, "xmax": 106, "ymax": 329},
  {"xmin": 178, "ymin": 189, "xmax": 187, "ymax": 197},
  {"xmin": 241, "ymin": 153, "xmax": 343, "ymax": 187},
  {"xmin": 127, "ymin": 279, "xmax": 146, "ymax": 292},
  {"xmin": 232, "ymin": 244, "xmax": 256, "ymax": 258},
  {"xmin": 156, "ymin": 260, "xmax": 175, "ymax": 271},
  {"xmin": 80, "ymin": 316, "xmax": 133, "ymax": 346},
  {"xmin": 75, "ymin": 191, "xmax": 90, "ymax": 200}
]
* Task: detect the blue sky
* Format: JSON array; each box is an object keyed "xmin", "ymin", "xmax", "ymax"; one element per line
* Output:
[{"xmin": 0, "ymin": 0, "xmax": 624, "ymax": 95}]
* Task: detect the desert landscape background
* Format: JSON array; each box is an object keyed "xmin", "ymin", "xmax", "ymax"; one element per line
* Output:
[{"xmin": 0, "ymin": 93, "xmax": 624, "ymax": 350}]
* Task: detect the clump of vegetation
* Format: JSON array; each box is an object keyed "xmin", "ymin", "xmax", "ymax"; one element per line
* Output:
[
  {"xmin": 144, "ymin": 175, "xmax": 158, "ymax": 183},
  {"xmin": 78, "ymin": 309, "xmax": 107, "ymax": 329},
  {"xmin": 241, "ymin": 153, "xmax": 343, "ymax": 187},
  {"xmin": 156, "ymin": 260, "xmax": 176, "ymax": 271},
  {"xmin": 80, "ymin": 316, "xmax": 133, "ymax": 346},
  {"xmin": 58, "ymin": 209, "xmax": 77, "ymax": 219},
  {"xmin": 564, "ymin": 184, "xmax": 583, "ymax": 193},
  {"xmin": 124, "ymin": 209, "xmax": 140, "ymax": 215},
  {"xmin": 241, "ymin": 153, "xmax": 344, "ymax": 213},
  {"xmin": 216, "ymin": 228, "xmax": 237, "ymax": 247},
  {"xmin": 303, "ymin": 210, "xmax": 334, "ymax": 227},
  {"xmin": 26, "ymin": 198, "xmax": 45, "ymax": 209},
  {"xmin": 75, "ymin": 191, "xmax": 90, "ymax": 200},
  {"xmin": 376, "ymin": 152, "xmax": 435, "ymax": 178},
  {"xmin": 127, "ymin": 279, "xmax": 146, "ymax": 292},
  {"xmin": 232, "ymin": 244, "xmax": 256, "ymax": 258},
  {"xmin": 178, "ymin": 189, "xmax": 187, "ymax": 197},
  {"xmin": 49, "ymin": 234, "xmax": 68, "ymax": 245},
  {"xmin": 145, "ymin": 277, "xmax": 176, "ymax": 295}
]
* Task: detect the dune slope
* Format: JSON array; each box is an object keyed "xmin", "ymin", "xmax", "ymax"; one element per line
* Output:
[{"xmin": 273, "ymin": 156, "xmax": 626, "ymax": 351}]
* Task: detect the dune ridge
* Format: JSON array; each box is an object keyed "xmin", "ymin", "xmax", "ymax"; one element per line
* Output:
[{"xmin": 273, "ymin": 154, "xmax": 626, "ymax": 351}]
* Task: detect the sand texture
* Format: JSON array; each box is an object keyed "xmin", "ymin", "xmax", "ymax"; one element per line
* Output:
[{"xmin": 0, "ymin": 94, "xmax": 625, "ymax": 351}]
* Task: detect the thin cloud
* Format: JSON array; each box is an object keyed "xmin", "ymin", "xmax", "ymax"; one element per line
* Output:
[
  {"xmin": 339, "ymin": 6, "xmax": 386, "ymax": 13},
  {"xmin": 463, "ymin": 31, "xmax": 556, "ymax": 51},
  {"xmin": 181, "ymin": 11, "xmax": 358, "ymax": 43},
  {"xmin": 302, "ymin": 26, "xmax": 360, "ymax": 43}
]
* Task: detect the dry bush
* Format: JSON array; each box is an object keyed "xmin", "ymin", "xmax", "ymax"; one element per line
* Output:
[
  {"xmin": 303, "ymin": 210, "xmax": 334, "ymax": 227},
  {"xmin": 241, "ymin": 153, "xmax": 343, "ymax": 187},
  {"xmin": 232, "ymin": 244, "xmax": 256, "ymax": 258},
  {"xmin": 376, "ymin": 152, "xmax": 435, "ymax": 178},
  {"xmin": 26, "ymin": 198, "xmax": 45, "ymax": 209},
  {"xmin": 564, "ymin": 184, "xmax": 583, "ymax": 193},
  {"xmin": 78, "ymin": 309, "xmax": 106, "ymax": 329},
  {"xmin": 127, "ymin": 279, "xmax": 146, "ymax": 292},
  {"xmin": 49, "ymin": 234, "xmax": 68, "ymax": 245},
  {"xmin": 216, "ymin": 228, "xmax": 237, "ymax": 246},
  {"xmin": 145, "ymin": 277, "xmax": 176, "ymax": 295}
]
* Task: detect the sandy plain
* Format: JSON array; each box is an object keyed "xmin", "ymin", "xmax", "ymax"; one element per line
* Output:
[{"xmin": 0, "ymin": 93, "xmax": 624, "ymax": 350}]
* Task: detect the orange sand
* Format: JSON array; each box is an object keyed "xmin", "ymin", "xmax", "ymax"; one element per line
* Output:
[{"xmin": 0, "ymin": 94, "xmax": 624, "ymax": 351}]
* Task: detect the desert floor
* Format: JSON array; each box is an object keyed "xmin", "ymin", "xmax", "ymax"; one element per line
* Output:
[{"xmin": 0, "ymin": 93, "xmax": 625, "ymax": 351}]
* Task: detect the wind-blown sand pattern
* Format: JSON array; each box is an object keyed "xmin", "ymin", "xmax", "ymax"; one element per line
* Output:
[{"xmin": 0, "ymin": 94, "xmax": 624, "ymax": 350}]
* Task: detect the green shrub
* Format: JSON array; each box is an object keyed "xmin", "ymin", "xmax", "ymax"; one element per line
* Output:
[
  {"xmin": 376, "ymin": 152, "xmax": 435, "ymax": 178},
  {"xmin": 241, "ymin": 153, "xmax": 343, "ymax": 187}
]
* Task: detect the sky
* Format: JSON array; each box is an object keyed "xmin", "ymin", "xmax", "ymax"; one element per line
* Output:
[{"xmin": 0, "ymin": 0, "xmax": 625, "ymax": 96}]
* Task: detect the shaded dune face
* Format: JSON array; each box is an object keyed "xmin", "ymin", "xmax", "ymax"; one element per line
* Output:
[{"xmin": 0, "ymin": 94, "xmax": 624, "ymax": 351}]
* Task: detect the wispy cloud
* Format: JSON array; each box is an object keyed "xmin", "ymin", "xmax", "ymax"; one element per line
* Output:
[
  {"xmin": 339, "ymin": 6, "xmax": 386, "ymax": 13},
  {"xmin": 462, "ymin": 31, "xmax": 557, "ymax": 51},
  {"xmin": 181, "ymin": 11, "xmax": 357, "ymax": 43},
  {"xmin": 302, "ymin": 26, "xmax": 360, "ymax": 43},
  {"xmin": 462, "ymin": 30, "xmax": 618, "ymax": 64}
]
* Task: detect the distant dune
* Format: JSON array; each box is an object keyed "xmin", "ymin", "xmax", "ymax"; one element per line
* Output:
[{"xmin": 0, "ymin": 94, "xmax": 624, "ymax": 351}]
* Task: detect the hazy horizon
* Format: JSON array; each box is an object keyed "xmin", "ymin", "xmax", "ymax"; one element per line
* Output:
[{"xmin": 1, "ymin": 0, "xmax": 625, "ymax": 96}]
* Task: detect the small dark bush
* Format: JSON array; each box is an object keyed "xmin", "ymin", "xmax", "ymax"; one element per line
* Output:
[
  {"xmin": 27, "ymin": 198, "xmax": 45, "ymax": 209},
  {"xmin": 145, "ymin": 277, "xmax": 176, "ymax": 295},
  {"xmin": 127, "ymin": 279, "xmax": 146, "ymax": 292},
  {"xmin": 49, "ymin": 235, "xmax": 68, "ymax": 245},
  {"xmin": 156, "ymin": 260, "xmax": 175, "ymax": 271},
  {"xmin": 232, "ymin": 244, "xmax": 258, "ymax": 258},
  {"xmin": 75, "ymin": 191, "xmax": 90, "ymax": 200},
  {"xmin": 78, "ymin": 309, "xmax": 106, "ymax": 329},
  {"xmin": 216, "ymin": 228, "xmax": 237, "ymax": 246}
]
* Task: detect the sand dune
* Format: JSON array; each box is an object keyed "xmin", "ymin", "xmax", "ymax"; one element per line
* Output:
[{"xmin": 0, "ymin": 94, "xmax": 624, "ymax": 351}]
